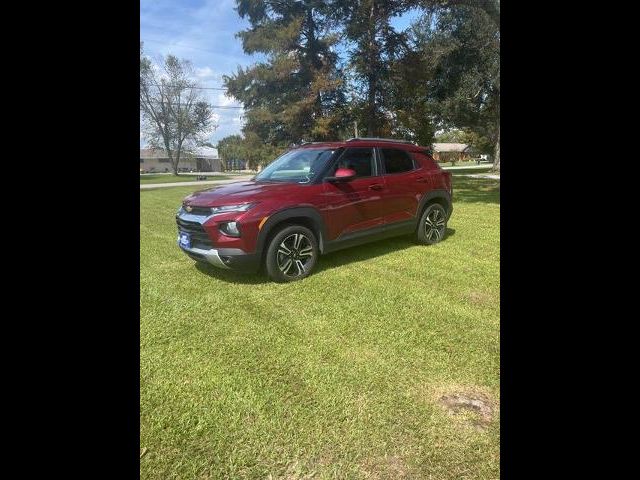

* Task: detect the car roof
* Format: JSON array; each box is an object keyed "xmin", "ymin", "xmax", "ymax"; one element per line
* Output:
[{"xmin": 297, "ymin": 138, "xmax": 428, "ymax": 152}]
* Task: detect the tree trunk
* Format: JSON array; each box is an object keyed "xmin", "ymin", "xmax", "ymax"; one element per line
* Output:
[
  {"xmin": 163, "ymin": 142, "xmax": 179, "ymax": 176},
  {"xmin": 493, "ymin": 122, "xmax": 500, "ymax": 172},
  {"xmin": 172, "ymin": 142, "xmax": 184, "ymax": 176},
  {"xmin": 367, "ymin": 2, "xmax": 377, "ymax": 137},
  {"xmin": 169, "ymin": 150, "xmax": 179, "ymax": 175},
  {"xmin": 306, "ymin": 8, "xmax": 325, "ymax": 137},
  {"xmin": 169, "ymin": 151, "xmax": 179, "ymax": 175},
  {"xmin": 367, "ymin": 76, "xmax": 376, "ymax": 136}
]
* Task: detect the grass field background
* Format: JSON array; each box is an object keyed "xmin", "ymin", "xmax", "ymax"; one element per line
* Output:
[{"xmin": 140, "ymin": 175, "xmax": 500, "ymax": 479}]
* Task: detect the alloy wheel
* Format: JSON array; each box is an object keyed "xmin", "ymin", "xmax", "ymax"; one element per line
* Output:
[
  {"xmin": 424, "ymin": 207, "xmax": 446, "ymax": 242},
  {"xmin": 276, "ymin": 233, "xmax": 314, "ymax": 278}
]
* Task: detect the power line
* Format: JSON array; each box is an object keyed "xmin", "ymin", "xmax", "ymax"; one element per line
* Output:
[
  {"xmin": 148, "ymin": 84, "xmax": 228, "ymax": 91},
  {"xmin": 140, "ymin": 104, "xmax": 243, "ymax": 110},
  {"xmin": 141, "ymin": 99, "xmax": 241, "ymax": 108}
]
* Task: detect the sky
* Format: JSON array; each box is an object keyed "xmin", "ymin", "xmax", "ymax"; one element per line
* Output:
[{"xmin": 140, "ymin": 0, "xmax": 422, "ymax": 147}]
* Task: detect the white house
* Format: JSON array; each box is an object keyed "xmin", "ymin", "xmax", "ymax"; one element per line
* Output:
[{"xmin": 140, "ymin": 146, "xmax": 222, "ymax": 173}]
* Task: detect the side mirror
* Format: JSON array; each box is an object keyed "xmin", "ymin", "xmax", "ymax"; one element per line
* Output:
[{"xmin": 325, "ymin": 167, "xmax": 356, "ymax": 182}]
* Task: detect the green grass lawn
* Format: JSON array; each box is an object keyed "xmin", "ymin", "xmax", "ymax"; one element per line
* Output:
[
  {"xmin": 140, "ymin": 173, "xmax": 234, "ymax": 184},
  {"xmin": 140, "ymin": 176, "xmax": 500, "ymax": 479}
]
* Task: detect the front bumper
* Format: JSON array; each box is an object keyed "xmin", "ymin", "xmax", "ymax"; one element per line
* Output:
[
  {"xmin": 178, "ymin": 243, "xmax": 231, "ymax": 269},
  {"xmin": 176, "ymin": 208, "xmax": 261, "ymax": 272},
  {"xmin": 178, "ymin": 242, "xmax": 260, "ymax": 272}
]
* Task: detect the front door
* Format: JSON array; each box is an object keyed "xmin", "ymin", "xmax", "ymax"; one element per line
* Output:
[{"xmin": 321, "ymin": 147, "xmax": 387, "ymax": 240}]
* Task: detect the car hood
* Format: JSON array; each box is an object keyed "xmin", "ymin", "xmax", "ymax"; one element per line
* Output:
[{"xmin": 183, "ymin": 180, "xmax": 301, "ymax": 207}]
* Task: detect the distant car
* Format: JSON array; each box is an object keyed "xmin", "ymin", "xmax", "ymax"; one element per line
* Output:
[{"xmin": 176, "ymin": 138, "xmax": 453, "ymax": 282}]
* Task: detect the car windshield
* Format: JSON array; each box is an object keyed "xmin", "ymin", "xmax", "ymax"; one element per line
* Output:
[{"xmin": 254, "ymin": 148, "xmax": 339, "ymax": 183}]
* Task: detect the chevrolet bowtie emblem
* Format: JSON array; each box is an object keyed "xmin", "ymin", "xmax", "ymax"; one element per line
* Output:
[{"xmin": 185, "ymin": 205, "xmax": 193, "ymax": 212}]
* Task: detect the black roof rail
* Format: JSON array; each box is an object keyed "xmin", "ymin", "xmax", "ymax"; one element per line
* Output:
[{"xmin": 346, "ymin": 137, "xmax": 416, "ymax": 145}]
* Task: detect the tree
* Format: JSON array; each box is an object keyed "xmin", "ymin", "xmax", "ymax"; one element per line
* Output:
[
  {"xmin": 385, "ymin": 25, "xmax": 437, "ymax": 145},
  {"xmin": 140, "ymin": 44, "xmax": 216, "ymax": 175},
  {"xmin": 224, "ymin": 0, "xmax": 347, "ymax": 168},
  {"xmin": 332, "ymin": 0, "xmax": 414, "ymax": 137},
  {"xmin": 217, "ymin": 135, "xmax": 245, "ymax": 171},
  {"xmin": 411, "ymin": 2, "xmax": 500, "ymax": 169},
  {"xmin": 217, "ymin": 133, "xmax": 285, "ymax": 171},
  {"xmin": 224, "ymin": 1, "xmax": 500, "ymax": 169}
]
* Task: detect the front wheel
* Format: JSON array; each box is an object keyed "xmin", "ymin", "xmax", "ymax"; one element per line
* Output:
[
  {"xmin": 416, "ymin": 203, "xmax": 448, "ymax": 245},
  {"xmin": 265, "ymin": 225, "xmax": 319, "ymax": 282}
]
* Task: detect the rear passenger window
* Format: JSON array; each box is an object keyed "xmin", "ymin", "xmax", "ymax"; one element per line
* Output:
[
  {"xmin": 381, "ymin": 148, "xmax": 414, "ymax": 174},
  {"xmin": 413, "ymin": 152, "xmax": 439, "ymax": 170}
]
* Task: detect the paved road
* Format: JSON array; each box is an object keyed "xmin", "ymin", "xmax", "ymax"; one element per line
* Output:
[
  {"xmin": 442, "ymin": 164, "xmax": 494, "ymax": 170},
  {"xmin": 140, "ymin": 175, "xmax": 254, "ymax": 190},
  {"xmin": 140, "ymin": 171, "xmax": 251, "ymax": 176},
  {"xmin": 456, "ymin": 173, "xmax": 500, "ymax": 179}
]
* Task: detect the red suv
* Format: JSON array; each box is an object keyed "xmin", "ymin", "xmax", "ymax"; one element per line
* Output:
[{"xmin": 177, "ymin": 138, "xmax": 452, "ymax": 282}]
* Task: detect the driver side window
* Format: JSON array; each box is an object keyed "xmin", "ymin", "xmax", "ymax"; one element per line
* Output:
[{"xmin": 330, "ymin": 148, "xmax": 375, "ymax": 178}]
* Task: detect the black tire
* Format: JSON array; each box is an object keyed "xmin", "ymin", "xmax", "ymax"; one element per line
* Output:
[
  {"xmin": 416, "ymin": 203, "xmax": 448, "ymax": 245},
  {"xmin": 265, "ymin": 225, "xmax": 319, "ymax": 282}
]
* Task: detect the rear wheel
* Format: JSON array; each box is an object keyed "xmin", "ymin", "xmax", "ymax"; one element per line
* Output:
[
  {"xmin": 265, "ymin": 225, "xmax": 318, "ymax": 282},
  {"xmin": 416, "ymin": 203, "xmax": 447, "ymax": 245}
]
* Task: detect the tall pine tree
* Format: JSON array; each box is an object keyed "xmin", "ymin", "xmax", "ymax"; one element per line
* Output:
[
  {"xmin": 224, "ymin": 0, "xmax": 348, "ymax": 164},
  {"xmin": 331, "ymin": 0, "xmax": 413, "ymax": 137}
]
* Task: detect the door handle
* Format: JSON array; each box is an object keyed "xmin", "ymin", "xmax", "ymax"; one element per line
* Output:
[
  {"xmin": 369, "ymin": 184, "xmax": 383, "ymax": 191},
  {"xmin": 416, "ymin": 176, "xmax": 429, "ymax": 183}
]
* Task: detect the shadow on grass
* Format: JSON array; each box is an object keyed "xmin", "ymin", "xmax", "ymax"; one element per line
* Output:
[
  {"xmin": 315, "ymin": 228, "xmax": 456, "ymax": 275},
  {"xmin": 193, "ymin": 228, "xmax": 456, "ymax": 283},
  {"xmin": 194, "ymin": 261, "xmax": 265, "ymax": 284}
]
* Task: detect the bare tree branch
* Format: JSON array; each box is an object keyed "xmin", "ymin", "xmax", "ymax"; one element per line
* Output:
[{"xmin": 140, "ymin": 49, "xmax": 217, "ymax": 174}]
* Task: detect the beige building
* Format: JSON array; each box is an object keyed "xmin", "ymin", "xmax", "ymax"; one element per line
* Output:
[
  {"xmin": 431, "ymin": 143, "xmax": 472, "ymax": 163},
  {"xmin": 140, "ymin": 146, "xmax": 222, "ymax": 173}
]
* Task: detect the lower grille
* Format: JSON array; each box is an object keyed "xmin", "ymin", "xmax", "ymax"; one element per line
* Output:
[{"xmin": 176, "ymin": 217, "xmax": 213, "ymax": 249}]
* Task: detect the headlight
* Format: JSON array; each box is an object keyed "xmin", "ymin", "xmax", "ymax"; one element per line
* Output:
[
  {"xmin": 219, "ymin": 221, "xmax": 241, "ymax": 237},
  {"xmin": 210, "ymin": 203, "xmax": 255, "ymax": 215}
]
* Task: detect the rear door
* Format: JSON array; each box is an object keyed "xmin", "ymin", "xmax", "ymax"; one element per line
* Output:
[
  {"xmin": 322, "ymin": 147, "xmax": 387, "ymax": 239},
  {"xmin": 378, "ymin": 147, "xmax": 427, "ymax": 225}
]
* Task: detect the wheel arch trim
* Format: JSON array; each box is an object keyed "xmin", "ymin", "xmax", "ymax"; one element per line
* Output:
[
  {"xmin": 255, "ymin": 206, "xmax": 327, "ymax": 257},
  {"xmin": 416, "ymin": 190, "xmax": 452, "ymax": 221}
]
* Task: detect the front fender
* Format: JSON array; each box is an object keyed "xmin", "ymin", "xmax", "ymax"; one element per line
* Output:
[{"xmin": 255, "ymin": 206, "xmax": 328, "ymax": 258}]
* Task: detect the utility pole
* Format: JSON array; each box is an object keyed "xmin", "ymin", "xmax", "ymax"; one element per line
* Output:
[{"xmin": 354, "ymin": 121, "xmax": 359, "ymax": 138}]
